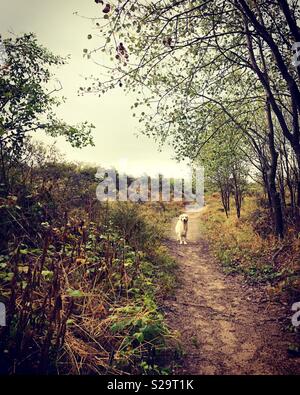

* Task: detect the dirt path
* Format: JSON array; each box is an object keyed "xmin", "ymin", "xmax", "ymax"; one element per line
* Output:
[{"xmin": 164, "ymin": 208, "xmax": 300, "ymax": 375}]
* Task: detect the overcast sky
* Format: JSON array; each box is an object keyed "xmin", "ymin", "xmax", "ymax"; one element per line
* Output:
[{"xmin": 0, "ymin": 0, "xmax": 191, "ymax": 178}]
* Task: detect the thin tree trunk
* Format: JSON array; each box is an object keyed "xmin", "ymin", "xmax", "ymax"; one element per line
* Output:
[{"xmin": 266, "ymin": 99, "xmax": 284, "ymax": 238}]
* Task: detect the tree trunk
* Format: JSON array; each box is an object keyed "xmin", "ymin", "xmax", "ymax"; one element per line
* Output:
[{"xmin": 266, "ymin": 99, "xmax": 284, "ymax": 238}]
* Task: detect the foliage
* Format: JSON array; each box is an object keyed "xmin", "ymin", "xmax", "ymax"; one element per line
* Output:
[
  {"xmin": 0, "ymin": 33, "xmax": 94, "ymax": 195},
  {"xmin": 0, "ymin": 143, "xmax": 179, "ymax": 374},
  {"xmin": 201, "ymin": 194, "xmax": 300, "ymax": 290},
  {"xmin": 83, "ymin": 0, "xmax": 300, "ymax": 237}
]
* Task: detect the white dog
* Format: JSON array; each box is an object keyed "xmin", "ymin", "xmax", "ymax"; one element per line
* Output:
[{"xmin": 175, "ymin": 214, "xmax": 189, "ymax": 244}]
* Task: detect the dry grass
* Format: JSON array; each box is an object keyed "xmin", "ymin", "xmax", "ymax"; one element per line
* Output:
[
  {"xmin": 201, "ymin": 194, "xmax": 300, "ymax": 298},
  {"xmin": 0, "ymin": 199, "xmax": 181, "ymax": 375}
]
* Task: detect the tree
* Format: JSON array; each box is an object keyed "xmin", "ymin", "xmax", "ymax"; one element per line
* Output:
[
  {"xmin": 84, "ymin": 0, "xmax": 300, "ymax": 236},
  {"xmin": 195, "ymin": 127, "xmax": 248, "ymax": 218},
  {"xmin": 0, "ymin": 33, "xmax": 94, "ymax": 193}
]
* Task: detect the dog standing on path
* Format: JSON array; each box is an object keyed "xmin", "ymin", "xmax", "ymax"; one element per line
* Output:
[{"xmin": 175, "ymin": 214, "xmax": 189, "ymax": 244}]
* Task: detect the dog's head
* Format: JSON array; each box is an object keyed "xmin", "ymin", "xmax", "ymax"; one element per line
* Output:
[{"xmin": 179, "ymin": 214, "xmax": 189, "ymax": 223}]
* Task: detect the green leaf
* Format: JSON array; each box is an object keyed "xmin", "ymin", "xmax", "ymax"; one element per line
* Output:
[
  {"xmin": 66, "ymin": 288, "xmax": 85, "ymax": 298},
  {"xmin": 41, "ymin": 270, "xmax": 54, "ymax": 280},
  {"xmin": 134, "ymin": 332, "xmax": 144, "ymax": 343}
]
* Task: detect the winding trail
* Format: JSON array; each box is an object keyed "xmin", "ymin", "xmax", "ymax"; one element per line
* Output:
[{"xmin": 164, "ymin": 208, "xmax": 300, "ymax": 375}]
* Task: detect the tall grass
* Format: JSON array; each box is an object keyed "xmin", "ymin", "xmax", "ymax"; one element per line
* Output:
[
  {"xmin": 201, "ymin": 194, "xmax": 300, "ymax": 295},
  {"xmin": 0, "ymin": 166, "xmax": 181, "ymax": 374}
]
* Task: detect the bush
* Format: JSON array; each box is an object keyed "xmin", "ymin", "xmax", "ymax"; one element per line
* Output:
[{"xmin": 0, "ymin": 160, "xmax": 178, "ymax": 374}]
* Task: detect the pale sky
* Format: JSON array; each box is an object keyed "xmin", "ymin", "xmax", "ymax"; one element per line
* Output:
[{"xmin": 0, "ymin": 0, "xmax": 191, "ymax": 178}]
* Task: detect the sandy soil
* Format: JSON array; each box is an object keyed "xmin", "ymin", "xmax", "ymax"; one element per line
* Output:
[{"xmin": 164, "ymin": 209, "xmax": 300, "ymax": 375}]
